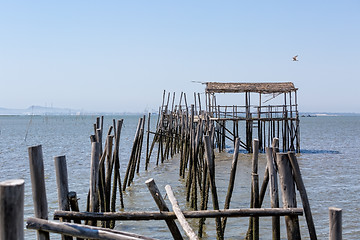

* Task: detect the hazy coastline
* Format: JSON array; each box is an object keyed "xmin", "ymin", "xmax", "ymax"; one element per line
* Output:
[{"xmin": 1, "ymin": 105, "xmax": 359, "ymax": 117}]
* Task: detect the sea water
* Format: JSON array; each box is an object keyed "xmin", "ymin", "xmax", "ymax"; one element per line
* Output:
[{"xmin": 0, "ymin": 115, "xmax": 359, "ymax": 239}]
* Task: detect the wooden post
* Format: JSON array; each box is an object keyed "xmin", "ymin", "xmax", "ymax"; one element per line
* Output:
[
  {"xmin": 222, "ymin": 138, "xmax": 240, "ymax": 233},
  {"xmin": 146, "ymin": 112, "xmax": 151, "ymax": 170},
  {"xmin": 203, "ymin": 135, "xmax": 223, "ymax": 240},
  {"xmin": 258, "ymin": 167, "xmax": 269, "ymax": 207},
  {"xmin": 28, "ymin": 145, "xmax": 50, "ymax": 240},
  {"xmin": 198, "ymin": 93, "xmax": 202, "ymax": 114},
  {"xmin": 89, "ymin": 142, "xmax": 100, "ymax": 226},
  {"xmin": 68, "ymin": 192, "xmax": 84, "ymax": 240},
  {"xmin": 172, "ymin": 92, "xmax": 176, "ymax": 112},
  {"xmin": 272, "ymin": 137, "xmax": 279, "ymax": 149},
  {"xmin": 198, "ymin": 161, "xmax": 209, "ymax": 237},
  {"xmin": 248, "ymin": 139, "xmax": 259, "ymax": 240},
  {"xmin": 54, "ymin": 155, "xmax": 73, "ymax": 240},
  {"xmin": 252, "ymin": 139, "xmax": 259, "ymax": 173},
  {"xmin": 288, "ymin": 152, "xmax": 317, "ymax": 240},
  {"xmin": 252, "ymin": 173, "xmax": 259, "ymax": 240},
  {"xmin": 266, "ymin": 147, "xmax": 280, "ymax": 240},
  {"xmin": 54, "ymin": 156, "xmax": 70, "ymax": 211},
  {"xmin": 68, "ymin": 192, "xmax": 81, "ymax": 224},
  {"xmin": 165, "ymin": 185, "xmax": 199, "ymax": 240},
  {"xmin": 276, "ymin": 153, "xmax": 301, "ymax": 240},
  {"xmin": 329, "ymin": 207, "xmax": 342, "ymax": 240},
  {"xmin": 104, "ymin": 134, "xmax": 114, "ymax": 221},
  {"xmin": 0, "ymin": 179, "xmax": 24, "ymax": 240},
  {"xmin": 27, "ymin": 217, "xmax": 157, "ymax": 240},
  {"xmin": 145, "ymin": 178, "xmax": 183, "ymax": 240},
  {"xmin": 111, "ymin": 119, "xmax": 124, "ymax": 213},
  {"xmin": 124, "ymin": 117, "xmax": 143, "ymax": 189},
  {"xmin": 136, "ymin": 115, "xmax": 145, "ymax": 174}
]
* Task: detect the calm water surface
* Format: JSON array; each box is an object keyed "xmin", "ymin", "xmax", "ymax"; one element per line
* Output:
[{"xmin": 0, "ymin": 115, "xmax": 359, "ymax": 239}]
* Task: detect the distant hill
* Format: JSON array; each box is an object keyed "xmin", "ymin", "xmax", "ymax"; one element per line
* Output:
[
  {"xmin": 0, "ymin": 106, "xmax": 80, "ymax": 115},
  {"xmin": 299, "ymin": 112, "xmax": 360, "ymax": 117},
  {"xmin": 0, "ymin": 106, "xmax": 150, "ymax": 115}
]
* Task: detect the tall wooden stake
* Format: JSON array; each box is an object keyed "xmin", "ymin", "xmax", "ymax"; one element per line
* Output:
[
  {"xmin": 0, "ymin": 179, "xmax": 24, "ymax": 240},
  {"xmin": 28, "ymin": 145, "xmax": 50, "ymax": 240}
]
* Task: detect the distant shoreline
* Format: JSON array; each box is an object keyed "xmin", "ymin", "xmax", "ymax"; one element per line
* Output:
[
  {"xmin": 0, "ymin": 106, "xmax": 153, "ymax": 116},
  {"xmin": 299, "ymin": 112, "xmax": 360, "ymax": 117},
  {"xmin": 0, "ymin": 106, "xmax": 359, "ymax": 116}
]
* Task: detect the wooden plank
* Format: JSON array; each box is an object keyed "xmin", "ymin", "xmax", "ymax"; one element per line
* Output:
[
  {"xmin": 165, "ymin": 185, "xmax": 199, "ymax": 240},
  {"xmin": 145, "ymin": 178, "xmax": 183, "ymax": 240},
  {"xmin": 26, "ymin": 217, "xmax": 157, "ymax": 240},
  {"xmin": 54, "ymin": 208, "xmax": 304, "ymax": 221}
]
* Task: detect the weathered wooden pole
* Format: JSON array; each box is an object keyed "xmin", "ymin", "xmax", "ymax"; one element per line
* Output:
[
  {"xmin": 198, "ymin": 93, "xmax": 202, "ymax": 114},
  {"xmin": 204, "ymin": 135, "xmax": 223, "ymax": 240},
  {"xmin": 222, "ymin": 138, "xmax": 240, "ymax": 233},
  {"xmin": 191, "ymin": 127, "xmax": 198, "ymax": 210},
  {"xmin": 67, "ymin": 191, "xmax": 84, "ymax": 240},
  {"xmin": 103, "ymin": 134, "xmax": 114, "ymax": 227},
  {"xmin": 288, "ymin": 152, "xmax": 317, "ymax": 240},
  {"xmin": 89, "ymin": 142, "xmax": 100, "ymax": 226},
  {"xmin": 252, "ymin": 173, "xmax": 259, "ymax": 240},
  {"xmin": 55, "ymin": 208, "xmax": 304, "ymax": 222},
  {"xmin": 54, "ymin": 155, "xmax": 73, "ymax": 240},
  {"xmin": 165, "ymin": 185, "xmax": 199, "ymax": 240},
  {"xmin": 146, "ymin": 112, "xmax": 151, "ymax": 170},
  {"xmin": 0, "ymin": 179, "xmax": 24, "ymax": 240},
  {"xmin": 329, "ymin": 207, "xmax": 342, "ymax": 240},
  {"xmin": 54, "ymin": 156, "xmax": 70, "ymax": 212},
  {"xmin": 111, "ymin": 119, "xmax": 124, "ymax": 214},
  {"xmin": 145, "ymin": 178, "xmax": 183, "ymax": 240},
  {"xmin": 68, "ymin": 192, "xmax": 81, "ymax": 223},
  {"xmin": 129, "ymin": 118, "xmax": 143, "ymax": 183},
  {"xmin": 266, "ymin": 147, "xmax": 280, "ymax": 240},
  {"xmin": 123, "ymin": 117, "xmax": 143, "ymax": 190},
  {"xmin": 252, "ymin": 139, "xmax": 259, "ymax": 240},
  {"xmin": 136, "ymin": 115, "xmax": 146, "ymax": 174},
  {"xmin": 258, "ymin": 139, "xmax": 279, "ymax": 207},
  {"xmin": 27, "ymin": 217, "xmax": 157, "ymax": 240},
  {"xmin": 276, "ymin": 153, "xmax": 301, "ymax": 240},
  {"xmin": 28, "ymin": 145, "xmax": 50, "ymax": 240},
  {"xmin": 198, "ymin": 161, "xmax": 209, "ymax": 237},
  {"xmin": 98, "ymin": 147, "xmax": 107, "ymax": 220}
]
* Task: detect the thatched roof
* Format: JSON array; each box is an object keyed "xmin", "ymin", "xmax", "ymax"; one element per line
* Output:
[{"xmin": 205, "ymin": 82, "xmax": 297, "ymax": 94}]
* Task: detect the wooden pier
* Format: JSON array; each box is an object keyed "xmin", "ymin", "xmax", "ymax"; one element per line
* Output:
[
  {"xmin": 204, "ymin": 82, "xmax": 300, "ymax": 153},
  {"xmin": 155, "ymin": 82, "xmax": 300, "ymax": 154},
  {"xmin": 0, "ymin": 83, "xmax": 343, "ymax": 239}
]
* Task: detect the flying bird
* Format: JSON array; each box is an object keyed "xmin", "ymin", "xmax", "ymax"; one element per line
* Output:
[{"xmin": 292, "ymin": 55, "xmax": 299, "ymax": 61}]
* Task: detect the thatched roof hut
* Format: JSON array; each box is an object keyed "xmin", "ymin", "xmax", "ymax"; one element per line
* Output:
[{"xmin": 205, "ymin": 82, "xmax": 297, "ymax": 94}]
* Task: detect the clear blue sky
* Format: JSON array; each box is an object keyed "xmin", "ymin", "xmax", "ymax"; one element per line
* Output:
[{"xmin": 1, "ymin": 1, "xmax": 359, "ymax": 113}]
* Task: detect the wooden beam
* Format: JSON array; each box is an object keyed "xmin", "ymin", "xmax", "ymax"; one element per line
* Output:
[
  {"xmin": 165, "ymin": 185, "xmax": 199, "ymax": 240},
  {"xmin": 26, "ymin": 217, "xmax": 157, "ymax": 240},
  {"xmin": 54, "ymin": 208, "xmax": 304, "ymax": 221}
]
